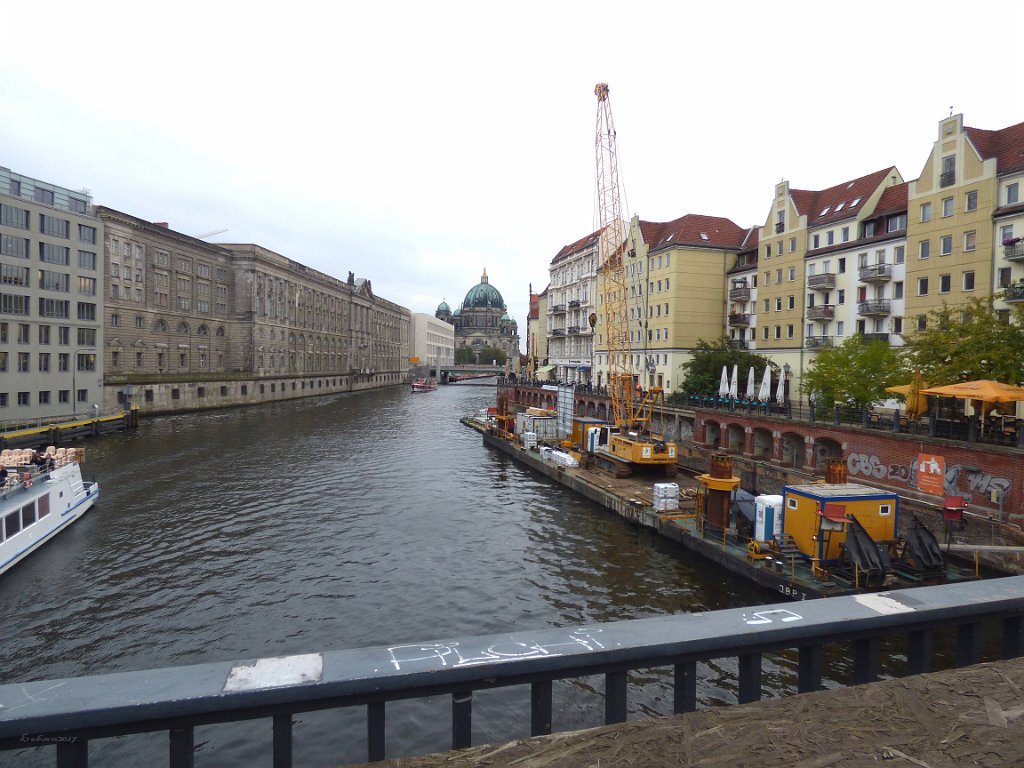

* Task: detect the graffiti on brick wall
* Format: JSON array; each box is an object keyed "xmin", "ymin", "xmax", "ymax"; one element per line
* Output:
[{"xmin": 846, "ymin": 452, "xmax": 1011, "ymax": 506}]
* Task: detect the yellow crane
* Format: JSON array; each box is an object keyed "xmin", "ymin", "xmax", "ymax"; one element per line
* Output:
[{"xmin": 593, "ymin": 83, "xmax": 677, "ymax": 476}]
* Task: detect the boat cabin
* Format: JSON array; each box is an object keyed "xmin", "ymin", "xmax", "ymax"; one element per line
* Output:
[{"xmin": 783, "ymin": 482, "xmax": 899, "ymax": 564}]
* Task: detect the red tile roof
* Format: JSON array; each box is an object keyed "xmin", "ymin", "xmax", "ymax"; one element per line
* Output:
[
  {"xmin": 638, "ymin": 213, "xmax": 748, "ymax": 251},
  {"xmin": 965, "ymin": 119, "xmax": 1024, "ymax": 175},
  {"xmin": 872, "ymin": 181, "xmax": 908, "ymax": 217},
  {"xmin": 789, "ymin": 168, "xmax": 897, "ymax": 227},
  {"xmin": 551, "ymin": 228, "xmax": 602, "ymax": 265}
]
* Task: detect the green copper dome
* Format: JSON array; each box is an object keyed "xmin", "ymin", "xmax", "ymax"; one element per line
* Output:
[
  {"xmin": 437, "ymin": 300, "xmax": 450, "ymax": 313},
  {"xmin": 462, "ymin": 268, "xmax": 505, "ymax": 310}
]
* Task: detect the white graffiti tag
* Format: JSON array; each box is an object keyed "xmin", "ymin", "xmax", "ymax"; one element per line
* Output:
[{"xmin": 387, "ymin": 629, "xmax": 606, "ymax": 671}]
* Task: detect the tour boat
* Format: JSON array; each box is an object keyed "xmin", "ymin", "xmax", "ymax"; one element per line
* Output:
[
  {"xmin": 411, "ymin": 378, "xmax": 438, "ymax": 392},
  {"xmin": 0, "ymin": 448, "xmax": 99, "ymax": 577}
]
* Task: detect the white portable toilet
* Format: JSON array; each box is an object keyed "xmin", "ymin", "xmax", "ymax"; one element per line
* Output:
[{"xmin": 754, "ymin": 494, "xmax": 784, "ymax": 542}]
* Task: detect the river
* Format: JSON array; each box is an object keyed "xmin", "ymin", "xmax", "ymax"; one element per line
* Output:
[{"xmin": 0, "ymin": 382, "xmax": 949, "ymax": 766}]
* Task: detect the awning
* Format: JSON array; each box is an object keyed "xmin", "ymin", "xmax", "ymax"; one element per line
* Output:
[
  {"xmin": 821, "ymin": 503, "xmax": 848, "ymax": 522},
  {"xmin": 536, "ymin": 365, "xmax": 556, "ymax": 374},
  {"xmin": 576, "ymin": 365, "xmax": 591, "ymax": 371}
]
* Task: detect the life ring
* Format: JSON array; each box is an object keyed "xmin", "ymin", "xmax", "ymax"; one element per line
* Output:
[{"xmin": 22, "ymin": 473, "xmax": 32, "ymax": 489}]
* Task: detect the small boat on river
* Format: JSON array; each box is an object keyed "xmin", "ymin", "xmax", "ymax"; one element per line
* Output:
[
  {"xmin": 411, "ymin": 378, "xmax": 438, "ymax": 392},
  {"xmin": 0, "ymin": 447, "xmax": 99, "ymax": 576}
]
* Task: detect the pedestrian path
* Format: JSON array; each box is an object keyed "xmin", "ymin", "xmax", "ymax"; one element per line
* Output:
[{"xmin": 346, "ymin": 657, "xmax": 1024, "ymax": 767}]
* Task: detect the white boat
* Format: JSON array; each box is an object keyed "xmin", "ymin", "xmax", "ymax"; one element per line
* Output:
[{"xmin": 0, "ymin": 448, "xmax": 99, "ymax": 577}]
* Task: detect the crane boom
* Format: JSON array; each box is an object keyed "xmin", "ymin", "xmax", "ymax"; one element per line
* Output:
[{"xmin": 592, "ymin": 83, "xmax": 676, "ymax": 476}]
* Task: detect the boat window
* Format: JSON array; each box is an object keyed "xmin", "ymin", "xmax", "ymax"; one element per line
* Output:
[
  {"xmin": 5, "ymin": 511, "xmax": 21, "ymax": 538},
  {"xmin": 879, "ymin": 504, "xmax": 892, "ymax": 516},
  {"xmin": 787, "ymin": 497, "xmax": 798, "ymax": 510},
  {"xmin": 21, "ymin": 503, "xmax": 36, "ymax": 528},
  {"xmin": 38, "ymin": 495, "xmax": 50, "ymax": 518}
]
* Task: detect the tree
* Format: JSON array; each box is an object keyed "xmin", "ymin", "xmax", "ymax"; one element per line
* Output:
[
  {"xmin": 800, "ymin": 336, "xmax": 906, "ymax": 411},
  {"xmin": 903, "ymin": 297, "xmax": 1024, "ymax": 386},
  {"xmin": 675, "ymin": 337, "xmax": 777, "ymax": 398},
  {"xmin": 455, "ymin": 346, "xmax": 507, "ymax": 365}
]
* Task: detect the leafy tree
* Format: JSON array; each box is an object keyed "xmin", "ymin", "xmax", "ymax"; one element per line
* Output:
[
  {"xmin": 800, "ymin": 336, "xmax": 906, "ymax": 410},
  {"xmin": 675, "ymin": 337, "xmax": 777, "ymax": 397},
  {"xmin": 903, "ymin": 297, "xmax": 1024, "ymax": 386}
]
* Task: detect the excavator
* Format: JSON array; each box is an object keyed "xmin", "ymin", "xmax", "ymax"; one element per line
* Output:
[{"xmin": 590, "ymin": 83, "xmax": 677, "ymax": 478}]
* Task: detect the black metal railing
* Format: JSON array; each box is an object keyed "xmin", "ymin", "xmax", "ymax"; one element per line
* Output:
[
  {"xmin": 806, "ymin": 305, "xmax": 835, "ymax": 321},
  {"xmin": 727, "ymin": 313, "xmax": 751, "ymax": 327},
  {"xmin": 1005, "ymin": 284, "xmax": 1024, "ymax": 302},
  {"xmin": 940, "ymin": 170, "xmax": 956, "ymax": 188},
  {"xmin": 728, "ymin": 286, "xmax": 751, "ymax": 301},
  {"xmin": 858, "ymin": 299, "xmax": 892, "ymax": 316},
  {"xmin": 2, "ymin": 578, "xmax": 1023, "ymax": 767},
  {"xmin": 1004, "ymin": 242, "xmax": 1024, "ymax": 261},
  {"xmin": 859, "ymin": 263, "xmax": 893, "ymax": 282},
  {"xmin": 805, "ymin": 336, "xmax": 833, "ymax": 349}
]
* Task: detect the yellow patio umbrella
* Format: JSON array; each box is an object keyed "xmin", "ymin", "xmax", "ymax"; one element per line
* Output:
[
  {"xmin": 918, "ymin": 379, "xmax": 1024, "ymax": 404},
  {"xmin": 885, "ymin": 371, "xmax": 928, "ymax": 418}
]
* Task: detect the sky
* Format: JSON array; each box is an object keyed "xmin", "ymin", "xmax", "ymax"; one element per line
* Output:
[{"xmin": 2, "ymin": 1, "xmax": 1022, "ymax": 349}]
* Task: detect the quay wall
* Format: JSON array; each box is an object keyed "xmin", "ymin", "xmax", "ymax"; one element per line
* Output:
[{"xmin": 104, "ymin": 371, "xmax": 405, "ymax": 416}]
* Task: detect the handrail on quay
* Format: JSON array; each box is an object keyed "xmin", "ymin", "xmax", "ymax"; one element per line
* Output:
[{"xmin": 2, "ymin": 577, "xmax": 1024, "ymax": 767}]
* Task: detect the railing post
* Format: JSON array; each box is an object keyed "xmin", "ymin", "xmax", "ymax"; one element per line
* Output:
[
  {"xmin": 737, "ymin": 652, "xmax": 762, "ymax": 703},
  {"xmin": 272, "ymin": 714, "xmax": 292, "ymax": 768},
  {"xmin": 956, "ymin": 622, "xmax": 982, "ymax": 667},
  {"xmin": 797, "ymin": 645, "xmax": 823, "ymax": 693},
  {"xmin": 605, "ymin": 670, "xmax": 627, "ymax": 724},
  {"xmin": 673, "ymin": 661, "xmax": 697, "ymax": 714},
  {"xmin": 906, "ymin": 629, "xmax": 934, "ymax": 675},
  {"xmin": 1003, "ymin": 615, "xmax": 1024, "ymax": 659},
  {"xmin": 853, "ymin": 637, "xmax": 879, "ymax": 684},
  {"xmin": 531, "ymin": 681, "xmax": 553, "ymax": 736},
  {"xmin": 452, "ymin": 690, "xmax": 472, "ymax": 749},
  {"xmin": 169, "ymin": 726, "xmax": 195, "ymax": 768},
  {"xmin": 367, "ymin": 701, "xmax": 386, "ymax": 762},
  {"xmin": 56, "ymin": 740, "xmax": 88, "ymax": 768}
]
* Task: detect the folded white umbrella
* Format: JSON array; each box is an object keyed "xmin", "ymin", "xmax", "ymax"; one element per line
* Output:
[
  {"xmin": 729, "ymin": 365, "xmax": 739, "ymax": 399},
  {"xmin": 745, "ymin": 367, "xmax": 756, "ymax": 399},
  {"xmin": 776, "ymin": 368, "xmax": 786, "ymax": 402},
  {"xmin": 718, "ymin": 366, "xmax": 730, "ymax": 397},
  {"xmin": 757, "ymin": 367, "xmax": 771, "ymax": 401}
]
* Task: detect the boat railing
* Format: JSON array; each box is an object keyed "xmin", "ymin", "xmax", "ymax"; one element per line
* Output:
[{"xmin": 1, "ymin": 576, "xmax": 1023, "ymax": 766}]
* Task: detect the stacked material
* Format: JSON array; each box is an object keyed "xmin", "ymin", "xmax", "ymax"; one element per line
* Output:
[
  {"xmin": 521, "ymin": 432, "xmax": 538, "ymax": 449},
  {"xmin": 653, "ymin": 482, "xmax": 680, "ymax": 512},
  {"xmin": 540, "ymin": 447, "xmax": 579, "ymax": 467}
]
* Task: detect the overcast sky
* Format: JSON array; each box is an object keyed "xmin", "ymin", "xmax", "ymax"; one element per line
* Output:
[{"xmin": 2, "ymin": 1, "xmax": 1021, "ymax": 348}]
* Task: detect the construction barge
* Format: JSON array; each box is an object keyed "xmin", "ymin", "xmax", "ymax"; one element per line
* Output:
[{"xmin": 462, "ymin": 414, "xmax": 985, "ymax": 602}]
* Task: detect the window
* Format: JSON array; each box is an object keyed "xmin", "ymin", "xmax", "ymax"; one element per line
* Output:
[
  {"xmin": 0, "ymin": 235, "xmax": 29, "ymax": 259},
  {"xmin": 78, "ymin": 277, "xmax": 96, "ymax": 295},
  {"xmin": 78, "ymin": 250, "xmax": 96, "ymax": 270},
  {"xmin": 775, "ymin": 297, "xmax": 782, "ymax": 311},
  {"xmin": 942, "ymin": 197, "xmax": 953, "ymax": 217},
  {"xmin": 34, "ymin": 187, "xmax": 55, "ymax": 205},
  {"xmin": 964, "ymin": 231, "xmax": 976, "ymax": 252},
  {"xmin": 812, "ymin": 234, "xmax": 820, "ymax": 249},
  {"xmin": 1001, "ymin": 225, "xmax": 1015, "ymax": 244},
  {"xmin": 827, "ymin": 231, "xmax": 835, "ymax": 246},
  {"xmin": 1008, "ymin": 183, "xmax": 1020, "ymax": 205},
  {"xmin": 920, "ymin": 202, "xmax": 932, "ymax": 222},
  {"xmin": 39, "ymin": 325, "xmax": 49, "ymax": 344},
  {"xmin": 918, "ymin": 277, "xmax": 929, "ymax": 296},
  {"xmin": 0, "ymin": 264, "xmax": 29, "ymax": 286},
  {"xmin": 963, "ymin": 271, "xmax": 975, "ymax": 291},
  {"xmin": 788, "ymin": 295, "xmax": 795, "ymax": 310},
  {"xmin": 893, "ymin": 317, "xmax": 903, "ymax": 334},
  {"xmin": 940, "ymin": 235, "xmax": 953, "ymax": 256},
  {"xmin": 0, "ymin": 293, "xmax": 30, "ymax": 315},
  {"xmin": 894, "ymin": 246, "xmax": 905, "ymax": 264},
  {"xmin": 919, "ymin": 240, "xmax": 930, "ymax": 259},
  {"xmin": 917, "ymin": 315, "xmax": 927, "ymax": 331},
  {"xmin": 39, "ymin": 243, "xmax": 70, "ymax": 265},
  {"xmin": 858, "ymin": 252, "xmax": 868, "ymax": 268},
  {"xmin": 837, "ymin": 289, "xmax": 845, "ymax": 305},
  {"xmin": 765, "ymin": 244, "xmax": 772, "ymax": 258},
  {"xmin": 39, "ymin": 353, "xmax": 50, "ymax": 372},
  {"xmin": 77, "ymin": 328, "xmax": 96, "ymax": 345},
  {"xmin": 836, "ymin": 321, "xmax": 845, "ymax": 337},
  {"xmin": 78, "ymin": 225, "xmax": 97, "ymax": 244},
  {"xmin": 790, "ymin": 237, "xmax": 797, "ymax": 252},
  {"xmin": 774, "ymin": 325, "xmax": 781, "ymax": 339},
  {"xmin": 894, "ymin": 281, "xmax": 904, "ymax": 299},
  {"xmin": 888, "ymin": 213, "xmax": 907, "ymax": 232},
  {"xmin": 18, "ymin": 352, "xmax": 30, "ymax": 372},
  {"xmin": 776, "ymin": 268, "xmax": 782, "ymax": 283},
  {"xmin": 863, "ymin": 222, "xmax": 876, "ymax": 238},
  {"xmin": 788, "ymin": 267, "xmax": 795, "ymax": 282},
  {"xmin": 39, "ymin": 214, "xmax": 69, "ymax": 238},
  {"xmin": 787, "ymin": 324, "xmax": 794, "ymax": 338},
  {"xmin": 0, "ymin": 204, "xmax": 29, "ymax": 229},
  {"xmin": 763, "ymin": 298, "xmax": 770, "ymax": 313},
  {"xmin": 842, "ymin": 226, "xmax": 849, "ymax": 242},
  {"xmin": 941, "ymin": 156, "xmax": 955, "ymax": 187},
  {"xmin": 77, "ymin": 302, "xmax": 96, "ymax": 321},
  {"xmin": 939, "ymin": 274, "xmax": 951, "ymax": 293},
  {"xmin": 998, "ymin": 267, "xmax": 1012, "ymax": 288},
  {"xmin": 966, "ymin": 190, "xmax": 978, "ymax": 211}
]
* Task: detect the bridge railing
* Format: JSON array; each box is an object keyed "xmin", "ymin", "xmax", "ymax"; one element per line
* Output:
[{"xmin": 2, "ymin": 576, "xmax": 1023, "ymax": 767}]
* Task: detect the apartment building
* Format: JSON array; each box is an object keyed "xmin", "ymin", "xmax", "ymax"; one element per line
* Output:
[
  {"xmin": 0, "ymin": 167, "xmax": 103, "ymax": 422},
  {"xmin": 546, "ymin": 230, "xmax": 599, "ymax": 383},
  {"xmin": 592, "ymin": 214, "xmax": 749, "ymax": 393},
  {"xmin": 411, "ymin": 312, "xmax": 454, "ymax": 370}
]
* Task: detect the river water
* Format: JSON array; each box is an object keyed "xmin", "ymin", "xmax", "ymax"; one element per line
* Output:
[{"xmin": 0, "ymin": 383, "xmax": 961, "ymax": 766}]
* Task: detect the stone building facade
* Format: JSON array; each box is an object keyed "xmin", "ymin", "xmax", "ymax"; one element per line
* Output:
[
  {"xmin": 97, "ymin": 208, "xmax": 410, "ymax": 415},
  {"xmin": 437, "ymin": 269, "xmax": 519, "ymax": 362}
]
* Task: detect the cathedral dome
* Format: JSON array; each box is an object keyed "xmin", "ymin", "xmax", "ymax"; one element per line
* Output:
[
  {"xmin": 437, "ymin": 300, "xmax": 450, "ymax": 313},
  {"xmin": 462, "ymin": 269, "xmax": 505, "ymax": 310}
]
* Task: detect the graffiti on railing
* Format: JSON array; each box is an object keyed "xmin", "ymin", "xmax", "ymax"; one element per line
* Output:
[{"xmin": 387, "ymin": 629, "xmax": 606, "ymax": 671}]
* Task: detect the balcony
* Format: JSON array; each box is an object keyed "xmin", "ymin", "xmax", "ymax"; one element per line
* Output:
[
  {"xmin": 567, "ymin": 326, "xmax": 581, "ymax": 335},
  {"xmin": 806, "ymin": 305, "xmax": 835, "ymax": 321},
  {"xmin": 861, "ymin": 332, "xmax": 890, "ymax": 343},
  {"xmin": 859, "ymin": 263, "xmax": 893, "ymax": 282},
  {"xmin": 568, "ymin": 299, "xmax": 581, "ymax": 308},
  {"xmin": 858, "ymin": 299, "xmax": 891, "ymax": 316},
  {"xmin": 550, "ymin": 328, "xmax": 566, "ymax": 336},
  {"xmin": 940, "ymin": 170, "xmax": 955, "ymax": 188},
  {"xmin": 807, "ymin": 273, "xmax": 836, "ymax": 290},
  {"xmin": 727, "ymin": 339, "xmax": 748, "ymax": 350},
  {"xmin": 805, "ymin": 336, "xmax": 833, "ymax": 349},
  {"xmin": 774, "ymin": 221, "xmax": 785, "ymax": 234},
  {"xmin": 727, "ymin": 312, "xmax": 752, "ymax": 327},
  {"xmin": 1004, "ymin": 241, "xmax": 1024, "ymax": 262},
  {"xmin": 728, "ymin": 285, "xmax": 751, "ymax": 302},
  {"xmin": 549, "ymin": 304, "xmax": 566, "ymax": 314},
  {"xmin": 1004, "ymin": 284, "xmax": 1024, "ymax": 303}
]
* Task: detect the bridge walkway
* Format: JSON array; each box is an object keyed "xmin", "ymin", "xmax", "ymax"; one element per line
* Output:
[{"xmin": 352, "ymin": 655, "xmax": 1024, "ymax": 767}]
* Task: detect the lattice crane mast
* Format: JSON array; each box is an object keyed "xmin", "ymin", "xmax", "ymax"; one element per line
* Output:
[{"xmin": 593, "ymin": 83, "xmax": 677, "ymax": 475}]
